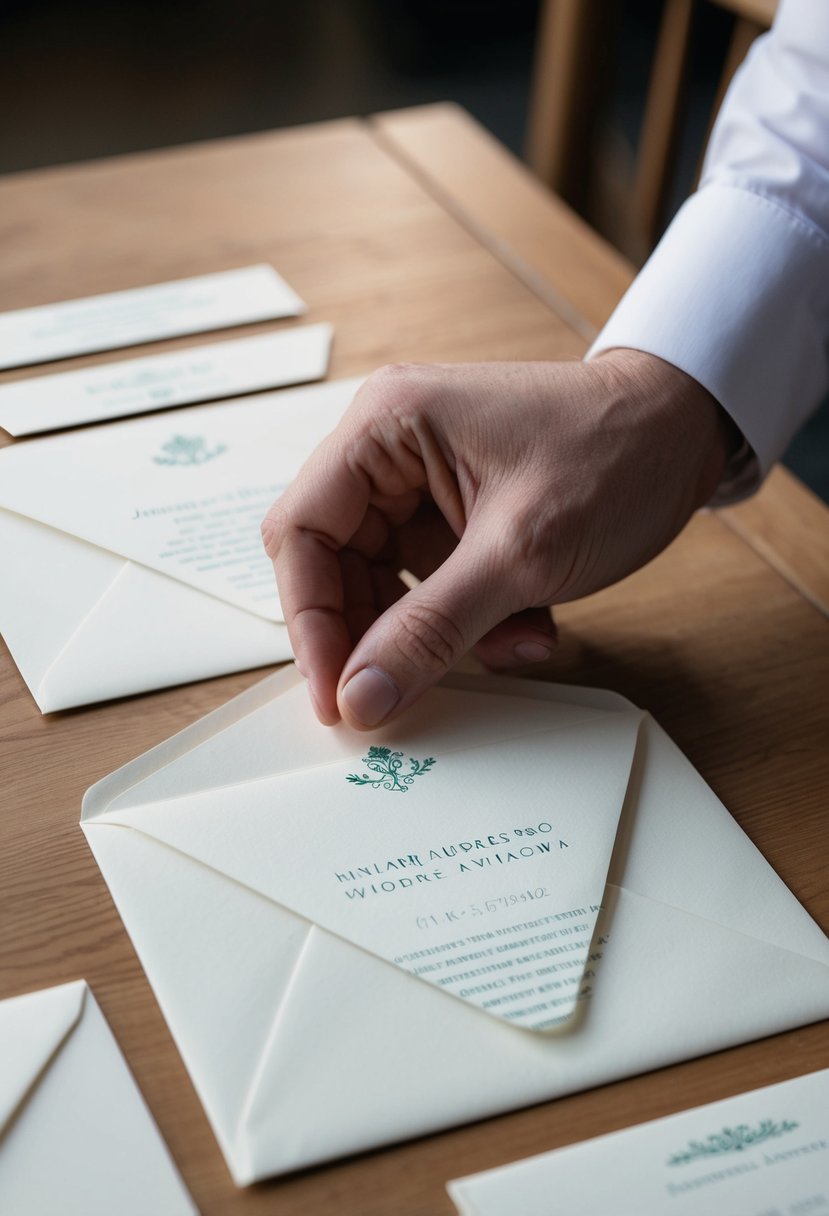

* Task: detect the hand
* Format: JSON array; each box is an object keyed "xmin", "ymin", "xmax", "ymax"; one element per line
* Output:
[{"xmin": 262, "ymin": 351, "xmax": 730, "ymax": 729}]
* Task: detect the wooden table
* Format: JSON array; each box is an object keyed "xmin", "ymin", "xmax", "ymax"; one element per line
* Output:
[{"xmin": 1, "ymin": 104, "xmax": 827, "ymax": 1215}]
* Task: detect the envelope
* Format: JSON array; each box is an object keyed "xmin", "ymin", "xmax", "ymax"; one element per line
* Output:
[
  {"xmin": 80, "ymin": 667, "xmax": 829, "ymax": 1185},
  {"xmin": 0, "ymin": 374, "xmax": 361, "ymax": 712},
  {"xmin": 0, "ymin": 980, "xmax": 195, "ymax": 1214}
]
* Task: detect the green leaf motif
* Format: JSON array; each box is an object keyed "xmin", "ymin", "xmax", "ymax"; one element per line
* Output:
[
  {"xmin": 153, "ymin": 435, "xmax": 227, "ymax": 466},
  {"xmin": 346, "ymin": 747, "xmax": 435, "ymax": 793},
  {"xmin": 666, "ymin": 1119, "xmax": 800, "ymax": 1166}
]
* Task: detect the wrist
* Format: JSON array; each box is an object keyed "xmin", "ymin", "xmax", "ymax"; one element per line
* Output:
[{"xmin": 590, "ymin": 347, "xmax": 734, "ymax": 506}]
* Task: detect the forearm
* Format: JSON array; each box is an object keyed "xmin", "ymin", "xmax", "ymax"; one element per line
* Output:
[{"xmin": 589, "ymin": 0, "xmax": 829, "ymax": 503}]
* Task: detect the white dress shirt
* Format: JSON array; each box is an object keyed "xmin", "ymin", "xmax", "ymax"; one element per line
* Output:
[{"xmin": 588, "ymin": 0, "xmax": 829, "ymax": 503}]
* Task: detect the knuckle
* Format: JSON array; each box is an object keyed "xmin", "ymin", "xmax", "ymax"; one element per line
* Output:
[
  {"xmin": 359, "ymin": 363, "xmax": 427, "ymax": 420},
  {"xmin": 390, "ymin": 602, "xmax": 465, "ymax": 673}
]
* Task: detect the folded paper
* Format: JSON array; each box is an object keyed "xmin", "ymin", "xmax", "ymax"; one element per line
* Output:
[
  {"xmin": 0, "ymin": 376, "xmax": 360, "ymax": 711},
  {"xmin": 0, "ymin": 322, "xmax": 332, "ymax": 435},
  {"xmin": 0, "ymin": 980, "xmax": 195, "ymax": 1215},
  {"xmin": 81, "ymin": 668, "xmax": 829, "ymax": 1184}
]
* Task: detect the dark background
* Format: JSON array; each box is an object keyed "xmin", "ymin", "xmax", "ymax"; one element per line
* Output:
[{"xmin": 1, "ymin": 0, "xmax": 825, "ymax": 497}]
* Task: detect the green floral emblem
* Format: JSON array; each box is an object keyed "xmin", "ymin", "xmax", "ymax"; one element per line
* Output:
[
  {"xmin": 153, "ymin": 435, "xmax": 227, "ymax": 466},
  {"xmin": 667, "ymin": 1119, "xmax": 799, "ymax": 1166},
  {"xmin": 346, "ymin": 746, "xmax": 435, "ymax": 793}
]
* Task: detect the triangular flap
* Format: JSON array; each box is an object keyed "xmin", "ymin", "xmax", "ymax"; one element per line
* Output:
[
  {"xmin": 87, "ymin": 677, "xmax": 620, "ymax": 816},
  {"xmin": 81, "ymin": 667, "xmax": 303, "ymax": 823},
  {"xmin": 39, "ymin": 557, "xmax": 291, "ymax": 713},
  {"xmin": 0, "ymin": 981, "xmax": 86, "ymax": 1136},
  {"xmin": 0, "ymin": 511, "xmax": 124, "ymax": 703},
  {"xmin": 82, "ymin": 822, "xmax": 313, "ymax": 1184},
  {"xmin": 0, "ymin": 377, "xmax": 359, "ymax": 620},
  {"xmin": 237, "ymin": 883, "xmax": 829, "ymax": 1179},
  {"xmin": 607, "ymin": 716, "xmax": 829, "ymax": 966},
  {"xmin": 97, "ymin": 708, "xmax": 642, "ymax": 1031},
  {"xmin": 443, "ymin": 676, "xmax": 829, "ymax": 967},
  {"xmin": 443, "ymin": 671, "xmax": 637, "ymax": 715}
]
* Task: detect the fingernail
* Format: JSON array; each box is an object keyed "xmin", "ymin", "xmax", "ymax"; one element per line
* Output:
[
  {"xmin": 260, "ymin": 520, "xmax": 274, "ymax": 549},
  {"xmin": 341, "ymin": 667, "xmax": 400, "ymax": 727},
  {"xmin": 307, "ymin": 682, "xmax": 323, "ymax": 719},
  {"xmin": 513, "ymin": 641, "xmax": 551, "ymax": 663}
]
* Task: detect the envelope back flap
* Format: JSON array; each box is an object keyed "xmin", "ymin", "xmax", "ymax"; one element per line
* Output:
[
  {"xmin": 0, "ymin": 981, "xmax": 86, "ymax": 1136},
  {"xmin": 87, "ymin": 678, "xmax": 615, "ymax": 816},
  {"xmin": 96, "ymin": 686, "xmax": 643, "ymax": 1031},
  {"xmin": 0, "ymin": 511, "xmax": 124, "ymax": 696},
  {"xmin": 0, "ymin": 377, "xmax": 360, "ymax": 621},
  {"xmin": 82, "ymin": 819, "xmax": 313, "ymax": 1186},
  {"xmin": 82, "ymin": 668, "xmax": 305, "ymax": 820},
  {"xmin": 449, "ymin": 677, "xmax": 829, "ymax": 964},
  {"xmin": 37, "ymin": 557, "xmax": 291, "ymax": 713}
]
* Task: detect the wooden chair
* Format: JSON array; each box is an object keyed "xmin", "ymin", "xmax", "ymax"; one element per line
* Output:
[{"xmin": 526, "ymin": 0, "xmax": 777, "ymax": 263}]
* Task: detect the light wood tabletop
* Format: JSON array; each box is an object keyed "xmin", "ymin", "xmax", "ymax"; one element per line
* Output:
[{"xmin": 1, "ymin": 104, "xmax": 827, "ymax": 1215}]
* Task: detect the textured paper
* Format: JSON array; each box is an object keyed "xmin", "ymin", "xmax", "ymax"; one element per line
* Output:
[
  {"xmin": 449, "ymin": 1066, "xmax": 829, "ymax": 1215},
  {"xmin": 97, "ymin": 681, "xmax": 641, "ymax": 1029},
  {"xmin": 0, "ymin": 981, "xmax": 195, "ymax": 1215},
  {"xmin": 80, "ymin": 668, "xmax": 829, "ymax": 1184},
  {"xmin": 0, "ymin": 377, "xmax": 360, "ymax": 711},
  {"xmin": 0, "ymin": 322, "xmax": 332, "ymax": 434},
  {"xmin": 0, "ymin": 264, "xmax": 305, "ymax": 370}
]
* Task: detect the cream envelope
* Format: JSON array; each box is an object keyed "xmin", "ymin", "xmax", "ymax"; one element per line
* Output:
[
  {"xmin": 80, "ymin": 667, "xmax": 829, "ymax": 1185},
  {"xmin": 0, "ymin": 980, "xmax": 195, "ymax": 1214},
  {"xmin": 0, "ymin": 374, "xmax": 361, "ymax": 712}
]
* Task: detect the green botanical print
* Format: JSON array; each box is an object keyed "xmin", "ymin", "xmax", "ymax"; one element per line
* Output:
[
  {"xmin": 153, "ymin": 435, "xmax": 227, "ymax": 466},
  {"xmin": 346, "ymin": 746, "xmax": 435, "ymax": 793},
  {"xmin": 667, "ymin": 1119, "xmax": 799, "ymax": 1166}
]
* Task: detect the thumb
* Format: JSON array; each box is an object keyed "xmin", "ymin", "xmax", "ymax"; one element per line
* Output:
[{"xmin": 336, "ymin": 530, "xmax": 517, "ymax": 729}]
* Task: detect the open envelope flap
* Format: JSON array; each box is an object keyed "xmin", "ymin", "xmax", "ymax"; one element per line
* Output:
[
  {"xmin": 88, "ymin": 685, "xmax": 644, "ymax": 1032},
  {"xmin": 0, "ymin": 980, "xmax": 86, "ymax": 1136},
  {"xmin": 82, "ymin": 671, "xmax": 625, "ymax": 816},
  {"xmin": 0, "ymin": 376, "xmax": 362, "ymax": 623},
  {"xmin": 81, "ymin": 674, "xmax": 829, "ymax": 1181}
]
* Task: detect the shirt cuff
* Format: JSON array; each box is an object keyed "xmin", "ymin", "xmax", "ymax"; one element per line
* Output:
[{"xmin": 587, "ymin": 183, "xmax": 829, "ymax": 504}]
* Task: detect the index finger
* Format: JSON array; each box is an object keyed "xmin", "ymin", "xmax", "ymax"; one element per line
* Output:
[{"xmin": 262, "ymin": 430, "xmax": 371, "ymax": 724}]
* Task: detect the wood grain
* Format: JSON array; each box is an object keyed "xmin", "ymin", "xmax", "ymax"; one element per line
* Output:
[
  {"xmin": 1, "ymin": 107, "xmax": 827, "ymax": 1215},
  {"xmin": 720, "ymin": 464, "xmax": 829, "ymax": 617},
  {"xmin": 373, "ymin": 103, "xmax": 632, "ymax": 336}
]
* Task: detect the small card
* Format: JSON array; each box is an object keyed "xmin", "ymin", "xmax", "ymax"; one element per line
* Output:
[
  {"xmin": 0, "ymin": 264, "xmax": 305, "ymax": 371},
  {"xmin": 448, "ymin": 1067, "xmax": 829, "ymax": 1215},
  {"xmin": 102, "ymin": 681, "xmax": 642, "ymax": 1030},
  {"xmin": 0, "ymin": 323, "xmax": 333, "ymax": 435}
]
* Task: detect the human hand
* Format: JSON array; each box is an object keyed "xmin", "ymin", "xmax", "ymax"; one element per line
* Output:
[{"xmin": 262, "ymin": 351, "xmax": 730, "ymax": 729}]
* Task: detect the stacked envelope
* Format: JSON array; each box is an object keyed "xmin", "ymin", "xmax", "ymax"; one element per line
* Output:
[
  {"xmin": 80, "ymin": 666, "xmax": 829, "ymax": 1185},
  {"xmin": 0, "ymin": 981, "xmax": 195, "ymax": 1214},
  {"xmin": 0, "ymin": 375, "xmax": 360, "ymax": 711}
]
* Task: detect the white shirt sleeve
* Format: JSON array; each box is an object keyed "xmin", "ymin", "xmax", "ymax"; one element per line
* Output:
[{"xmin": 587, "ymin": 0, "xmax": 829, "ymax": 503}]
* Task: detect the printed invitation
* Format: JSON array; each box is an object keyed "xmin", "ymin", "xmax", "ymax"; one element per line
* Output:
[
  {"xmin": 0, "ymin": 264, "xmax": 305, "ymax": 369},
  {"xmin": 449, "ymin": 1067, "xmax": 829, "ymax": 1215}
]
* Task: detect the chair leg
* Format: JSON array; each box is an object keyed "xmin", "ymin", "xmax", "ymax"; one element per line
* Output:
[
  {"xmin": 525, "ymin": 0, "xmax": 608, "ymax": 211},
  {"xmin": 631, "ymin": 0, "xmax": 696, "ymax": 261}
]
